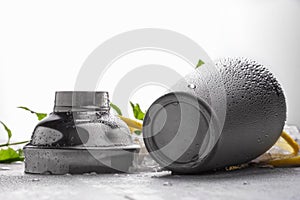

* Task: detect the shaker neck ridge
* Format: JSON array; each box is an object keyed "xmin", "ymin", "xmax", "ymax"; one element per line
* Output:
[{"xmin": 53, "ymin": 91, "xmax": 110, "ymax": 112}]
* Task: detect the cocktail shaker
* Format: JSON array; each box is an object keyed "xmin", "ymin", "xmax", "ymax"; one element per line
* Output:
[
  {"xmin": 24, "ymin": 91, "xmax": 140, "ymax": 174},
  {"xmin": 143, "ymin": 58, "xmax": 286, "ymax": 174}
]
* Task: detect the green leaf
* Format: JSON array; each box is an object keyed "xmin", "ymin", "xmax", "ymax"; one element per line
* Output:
[
  {"xmin": 196, "ymin": 59, "xmax": 205, "ymax": 68},
  {"xmin": 134, "ymin": 130, "xmax": 142, "ymax": 136},
  {"xmin": 0, "ymin": 121, "xmax": 12, "ymax": 144},
  {"xmin": 36, "ymin": 113, "xmax": 47, "ymax": 121},
  {"xmin": 110, "ymin": 102, "xmax": 122, "ymax": 116},
  {"xmin": 0, "ymin": 147, "xmax": 24, "ymax": 163},
  {"xmin": 17, "ymin": 106, "xmax": 34, "ymax": 113},
  {"xmin": 130, "ymin": 102, "xmax": 145, "ymax": 120},
  {"xmin": 18, "ymin": 106, "xmax": 47, "ymax": 121}
]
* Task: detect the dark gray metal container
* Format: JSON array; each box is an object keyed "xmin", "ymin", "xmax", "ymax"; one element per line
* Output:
[
  {"xmin": 143, "ymin": 58, "xmax": 286, "ymax": 174},
  {"xmin": 24, "ymin": 91, "xmax": 140, "ymax": 174}
]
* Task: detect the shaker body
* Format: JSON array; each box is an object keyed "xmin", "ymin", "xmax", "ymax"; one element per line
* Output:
[{"xmin": 143, "ymin": 58, "xmax": 286, "ymax": 173}]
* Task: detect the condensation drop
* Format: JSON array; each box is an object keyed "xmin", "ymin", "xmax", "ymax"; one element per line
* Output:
[
  {"xmin": 257, "ymin": 137, "xmax": 262, "ymax": 143},
  {"xmin": 188, "ymin": 84, "xmax": 196, "ymax": 89}
]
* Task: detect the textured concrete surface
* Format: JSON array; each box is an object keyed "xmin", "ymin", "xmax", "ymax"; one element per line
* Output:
[{"xmin": 1, "ymin": 163, "xmax": 300, "ymax": 200}]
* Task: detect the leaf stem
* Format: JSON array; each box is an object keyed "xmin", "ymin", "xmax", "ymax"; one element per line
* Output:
[{"xmin": 0, "ymin": 140, "xmax": 29, "ymax": 148}]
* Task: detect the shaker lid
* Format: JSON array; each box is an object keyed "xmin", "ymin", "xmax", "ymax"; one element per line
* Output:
[
  {"xmin": 143, "ymin": 92, "xmax": 219, "ymax": 172},
  {"xmin": 54, "ymin": 91, "xmax": 110, "ymax": 112}
]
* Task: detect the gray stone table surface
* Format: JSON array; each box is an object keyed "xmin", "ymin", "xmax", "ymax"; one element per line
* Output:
[{"xmin": 1, "ymin": 163, "xmax": 300, "ymax": 200}]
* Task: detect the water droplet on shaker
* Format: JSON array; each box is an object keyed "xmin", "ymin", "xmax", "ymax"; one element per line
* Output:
[
  {"xmin": 188, "ymin": 84, "xmax": 196, "ymax": 89},
  {"xmin": 257, "ymin": 137, "xmax": 262, "ymax": 143}
]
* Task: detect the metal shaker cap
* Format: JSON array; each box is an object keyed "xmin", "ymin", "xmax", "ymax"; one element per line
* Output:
[
  {"xmin": 54, "ymin": 91, "xmax": 110, "ymax": 112},
  {"xmin": 143, "ymin": 92, "xmax": 220, "ymax": 172}
]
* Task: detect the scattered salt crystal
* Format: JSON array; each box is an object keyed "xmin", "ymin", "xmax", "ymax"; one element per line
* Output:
[
  {"xmin": 0, "ymin": 167, "xmax": 10, "ymax": 170},
  {"xmin": 163, "ymin": 182, "xmax": 172, "ymax": 186},
  {"xmin": 243, "ymin": 181, "xmax": 249, "ymax": 185}
]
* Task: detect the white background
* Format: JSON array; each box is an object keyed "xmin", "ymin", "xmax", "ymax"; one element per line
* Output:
[{"xmin": 0, "ymin": 0, "xmax": 299, "ymax": 143}]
